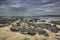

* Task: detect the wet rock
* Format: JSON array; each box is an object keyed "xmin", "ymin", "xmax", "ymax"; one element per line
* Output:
[
  {"xmin": 50, "ymin": 21, "xmax": 60, "ymax": 25},
  {"xmin": 10, "ymin": 25, "xmax": 20, "ymax": 31},
  {"xmin": 26, "ymin": 27, "xmax": 36, "ymax": 35},
  {"xmin": 53, "ymin": 24, "xmax": 56, "ymax": 27},
  {"xmin": 19, "ymin": 27, "xmax": 28, "ymax": 34},
  {"xmin": 37, "ymin": 29, "xmax": 49, "ymax": 36},
  {"xmin": 18, "ymin": 26, "xmax": 36, "ymax": 35},
  {"xmin": 41, "ymin": 20, "xmax": 46, "ymax": 22},
  {"xmin": 37, "ymin": 24, "xmax": 60, "ymax": 33},
  {"xmin": 51, "ymin": 27, "xmax": 58, "ymax": 33},
  {"xmin": 29, "ymin": 20, "xmax": 33, "ymax": 22},
  {"xmin": 16, "ymin": 23, "xmax": 21, "ymax": 26},
  {"xmin": 55, "ymin": 27, "xmax": 60, "ymax": 31},
  {"xmin": 38, "ymin": 24, "xmax": 52, "ymax": 29},
  {"xmin": 33, "ymin": 24, "xmax": 38, "ymax": 28},
  {"xmin": 51, "ymin": 25, "xmax": 60, "ymax": 33}
]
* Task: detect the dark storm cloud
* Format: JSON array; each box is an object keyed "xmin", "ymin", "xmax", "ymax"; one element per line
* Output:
[
  {"xmin": 0, "ymin": 0, "xmax": 60, "ymax": 16},
  {"xmin": 0, "ymin": 0, "xmax": 6, "ymax": 1},
  {"xmin": 7, "ymin": 0, "xmax": 60, "ymax": 5}
]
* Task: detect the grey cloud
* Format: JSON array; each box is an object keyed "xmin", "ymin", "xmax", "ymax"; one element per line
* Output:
[{"xmin": 0, "ymin": 0, "xmax": 60, "ymax": 16}]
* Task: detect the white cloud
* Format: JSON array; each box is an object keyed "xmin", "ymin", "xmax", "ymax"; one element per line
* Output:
[
  {"xmin": 44, "ymin": 10, "xmax": 53, "ymax": 12},
  {"xmin": 10, "ymin": 5, "xmax": 21, "ymax": 8},
  {"xmin": 41, "ymin": 0, "xmax": 48, "ymax": 2},
  {"xmin": 42, "ymin": 3, "xmax": 55, "ymax": 7}
]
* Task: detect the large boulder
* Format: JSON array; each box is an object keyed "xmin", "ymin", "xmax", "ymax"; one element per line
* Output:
[
  {"xmin": 27, "ymin": 29, "xmax": 36, "ymax": 35},
  {"xmin": 10, "ymin": 25, "xmax": 20, "ymax": 31},
  {"xmin": 26, "ymin": 27, "xmax": 37, "ymax": 35},
  {"xmin": 16, "ymin": 23, "xmax": 21, "ymax": 26},
  {"xmin": 19, "ymin": 27, "xmax": 27, "ymax": 34},
  {"xmin": 51, "ymin": 26, "xmax": 60, "ymax": 33},
  {"xmin": 51, "ymin": 27, "xmax": 58, "ymax": 33},
  {"xmin": 33, "ymin": 24, "xmax": 39, "ymax": 28},
  {"xmin": 18, "ymin": 26, "xmax": 37, "ymax": 35},
  {"xmin": 38, "ymin": 24, "xmax": 60, "ymax": 33},
  {"xmin": 38, "ymin": 24, "xmax": 52, "ymax": 29},
  {"xmin": 37, "ymin": 28, "xmax": 49, "ymax": 36}
]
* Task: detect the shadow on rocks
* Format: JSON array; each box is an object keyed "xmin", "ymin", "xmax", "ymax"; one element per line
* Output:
[{"xmin": 37, "ymin": 28, "xmax": 49, "ymax": 36}]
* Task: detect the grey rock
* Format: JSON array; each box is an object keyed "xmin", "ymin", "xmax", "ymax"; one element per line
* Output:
[
  {"xmin": 37, "ymin": 29, "xmax": 49, "ymax": 36},
  {"xmin": 10, "ymin": 25, "xmax": 20, "ymax": 31},
  {"xmin": 26, "ymin": 27, "xmax": 36, "ymax": 35}
]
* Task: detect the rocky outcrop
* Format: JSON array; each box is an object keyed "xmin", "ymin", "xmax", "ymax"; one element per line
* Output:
[
  {"xmin": 10, "ymin": 19, "xmax": 60, "ymax": 36},
  {"xmin": 36, "ymin": 28, "xmax": 49, "ymax": 36}
]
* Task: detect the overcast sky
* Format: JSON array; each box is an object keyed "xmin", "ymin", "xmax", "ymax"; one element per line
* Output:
[{"xmin": 0, "ymin": 0, "xmax": 60, "ymax": 16}]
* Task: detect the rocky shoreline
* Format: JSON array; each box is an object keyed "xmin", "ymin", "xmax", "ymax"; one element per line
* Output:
[{"xmin": 0, "ymin": 17, "xmax": 60, "ymax": 40}]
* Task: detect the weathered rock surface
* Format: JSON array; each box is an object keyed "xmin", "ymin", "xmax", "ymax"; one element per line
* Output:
[{"xmin": 10, "ymin": 20, "xmax": 60, "ymax": 36}]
